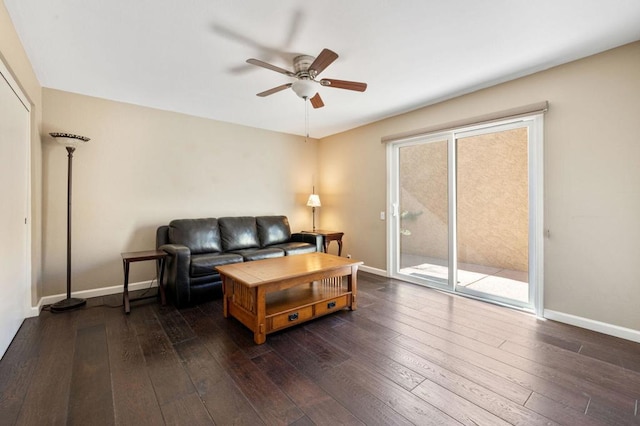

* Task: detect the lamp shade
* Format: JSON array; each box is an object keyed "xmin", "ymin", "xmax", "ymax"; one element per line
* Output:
[
  {"xmin": 50, "ymin": 132, "xmax": 90, "ymax": 148},
  {"xmin": 292, "ymin": 79, "xmax": 317, "ymax": 99},
  {"xmin": 306, "ymin": 193, "xmax": 321, "ymax": 207}
]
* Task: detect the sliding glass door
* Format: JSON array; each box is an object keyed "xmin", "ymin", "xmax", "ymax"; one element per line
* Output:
[
  {"xmin": 389, "ymin": 117, "xmax": 543, "ymax": 312},
  {"xmin": 455, "ymin": 124, "xmax": 531, "ymax": 306},
  {"xmin": 397, "ymin": 137, "xmax": 450, "ymax": 289}
]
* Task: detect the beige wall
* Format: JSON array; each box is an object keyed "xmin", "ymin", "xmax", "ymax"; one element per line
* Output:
[
  {"xmin": 42, "ymin": 89, "xmax": 317, "ymax": 294},
  {"xmin": 1, "ymin": 1, "xmax": 43, "ymax": 306},
  {"xmin": 318, "ymin": 41, "xmax": 640, "ymax": 331}
]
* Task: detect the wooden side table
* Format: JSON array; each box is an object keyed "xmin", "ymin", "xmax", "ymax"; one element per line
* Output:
[
  {"xmin": 121, "ymin": 249, "xmax": 168, "ymax": 314},
  {"xmin": 302, "ymin": 229, "xmax": 344, "ymax": 256}
]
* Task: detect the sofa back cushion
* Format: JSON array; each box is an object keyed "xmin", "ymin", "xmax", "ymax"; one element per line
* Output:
[
  {"xmin": 168, "ymin": 218, "xmax": 221, "ymax": 254},
  {"xmin": 219, "ymin": 216, "xmax": 260, "ymax": 251},
  {"xmin": 256, "ymin": 216, "xmax": 291, "ymax": 247}
]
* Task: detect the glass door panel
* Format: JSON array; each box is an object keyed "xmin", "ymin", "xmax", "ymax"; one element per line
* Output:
[
  {"xmin": 397, "ymin": 140, "xmax": 450, "ymax": 288},
  {"xmin": 455, "ymin": 127, "xmax": 530, "ymax": 307}
]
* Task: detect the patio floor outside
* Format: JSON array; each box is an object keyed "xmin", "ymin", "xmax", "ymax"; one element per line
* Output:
[{"xmin": 400, "ymin": 254, "xmax": 528, "ymax": 304}]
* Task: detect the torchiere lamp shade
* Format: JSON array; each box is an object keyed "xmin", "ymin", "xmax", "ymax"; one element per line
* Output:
[{"xmin": 50, "ymin": 132, "xmax": 90, "ymax": 148}]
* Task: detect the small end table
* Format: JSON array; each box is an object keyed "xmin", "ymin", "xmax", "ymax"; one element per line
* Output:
[
  {"xmin": 121, "ymin": 249, "xmax": 168, "ymax": 314},
  {"xmin": 302, "ymin": 229, "xmax": 344, "ymax": 256}
]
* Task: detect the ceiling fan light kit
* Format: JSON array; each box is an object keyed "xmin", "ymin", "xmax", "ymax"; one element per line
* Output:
[
  {"xmin": 291, "ymin": 79, "xmax": 316, "ymax": 99},
  {"xmin": 246, "ymin": 48, "xmax": 367, "ymax": 108}
]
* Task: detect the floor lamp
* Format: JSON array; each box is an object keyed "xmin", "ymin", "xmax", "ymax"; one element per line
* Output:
[{"xmin": 49, "ymin": 132, "xmax": 90, "ymax": 313}]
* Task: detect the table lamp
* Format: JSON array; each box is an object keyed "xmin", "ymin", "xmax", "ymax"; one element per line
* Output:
[{"xmin": 306, "ymin": 187, "xmax": 321, "ymax": 232}]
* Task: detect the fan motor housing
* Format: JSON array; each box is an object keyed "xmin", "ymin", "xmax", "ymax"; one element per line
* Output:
[{"xmin": 293, "ymin": 55, "xmax": 315, "ymax": 77}]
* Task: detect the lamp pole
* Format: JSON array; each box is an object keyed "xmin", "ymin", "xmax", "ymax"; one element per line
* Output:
[{"xmin": 312, "ymin": 205, "xmax": 317, "ymax": 232}]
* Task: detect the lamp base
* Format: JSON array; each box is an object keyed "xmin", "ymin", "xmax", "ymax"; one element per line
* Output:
[{"xmin": 50, "ymin": 297, "xmax": 86, "ymax": 313}]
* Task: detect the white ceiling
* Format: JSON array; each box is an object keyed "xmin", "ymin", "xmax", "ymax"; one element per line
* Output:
[{"xmin": 6, "ymin": 0, "xmax": 640, "ymax": 138}]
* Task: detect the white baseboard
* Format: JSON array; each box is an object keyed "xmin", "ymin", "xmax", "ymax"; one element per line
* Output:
[
  {"xmin": 26, "ymin": 305, "xmax": 40, "ymax": 318},
  {"xmin": 544, "ymin": 309, "xmax": 640, "ymax": 343},
  {"xmin": 32, "ymin": 280, "xmax": 157, "ymax": 315},
  {"xmin": 360, "ymin": 265, "xmax": 387, "ymax": 276}
]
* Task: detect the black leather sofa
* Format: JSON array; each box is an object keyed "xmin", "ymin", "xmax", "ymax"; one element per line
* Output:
[{"xmin": 156, "ymin": 215, "xmax": 321, "ymax": 308}]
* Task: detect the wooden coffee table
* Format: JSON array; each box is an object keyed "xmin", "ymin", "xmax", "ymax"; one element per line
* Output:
[{"xmin": 217, "ymin": 252, "xmax": 363, "ymax": 344}]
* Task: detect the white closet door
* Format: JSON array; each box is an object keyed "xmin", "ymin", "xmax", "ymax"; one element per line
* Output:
[{"xmin": 0, "ymin": 64, "xmax": 30, "ymax": 358}]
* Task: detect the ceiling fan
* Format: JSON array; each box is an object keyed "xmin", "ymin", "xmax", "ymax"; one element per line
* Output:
[{"xmin": 246, "ymin": 48, "xmax": 367, "ymax": 108}]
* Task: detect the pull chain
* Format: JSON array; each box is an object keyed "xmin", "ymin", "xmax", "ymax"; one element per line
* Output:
[{"xmin": 305, "ymin": 98, "xmax": 309, "ymax": 142}]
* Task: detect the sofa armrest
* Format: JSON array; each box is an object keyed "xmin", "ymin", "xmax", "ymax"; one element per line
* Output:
[
  {"xmin": 291, "ymin": 233, "xmax": 323, "ymax": 253},
  {"xmin": 159, "ymin": 243, "xmax": 191, "ymax": 307}
]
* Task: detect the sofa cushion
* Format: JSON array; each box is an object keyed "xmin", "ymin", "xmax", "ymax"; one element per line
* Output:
[
  {"xmin": 270, "ymin": 242, "xmax": 317, "ymax": 256},
  {"xmin": 190, "ymin": 252, "xmax": 243, "ymax": 277},
  {"xmin": 168, "ymin": 218, "xmax": 221, "ymax": 254},
  {"xmin": 219, "ymin": 216, "xmax": 260, "ymax": 251},
  {"xmin": 256, "ymin": 215, "xmax": 292, "ymax": 247},
  {"xmin": 231, "ymin": 247, "xmax": 285, "ymax": 261}
]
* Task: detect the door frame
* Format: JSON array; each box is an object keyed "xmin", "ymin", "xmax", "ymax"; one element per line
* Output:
[
  {"xmin": 387, "ymin": 114, "xmax": 544, "ymax": 316},
  {"xmin": 0, "ymin": 57, "xmax": 32, "ymax": 356}
]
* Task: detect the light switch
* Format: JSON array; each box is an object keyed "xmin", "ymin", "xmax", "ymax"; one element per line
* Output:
[{"xmin": 380, "ymin": 211, "xmax": 385, "ymax": 220}]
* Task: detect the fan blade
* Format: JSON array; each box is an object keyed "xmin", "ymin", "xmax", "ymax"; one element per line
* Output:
[
  {"xmin": 309, "ymin": 48, "xmax": 338, "ymax": 77},
  {"xmin": 246, "ymin": 59, "xmax": 295, "ymax": 77},
  {"xmin": 320, "ymin": 79, "xmax": 367, "ymax": 92},
  {"xmin": 310, "ymin": 93, "xmax": 324, "ymax": 109},
  {"xmin": 257, "ymin": 83, "xmax": 292, "ymax": 97},
  {"xmin": 283, "ymin": 9, "xmax": 304, "ymax": 48}
]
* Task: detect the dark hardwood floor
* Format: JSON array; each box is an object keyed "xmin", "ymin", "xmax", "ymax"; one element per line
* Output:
[{"xmin": 1, "ymin": 272, "xmax": 639, "ymax": 425}]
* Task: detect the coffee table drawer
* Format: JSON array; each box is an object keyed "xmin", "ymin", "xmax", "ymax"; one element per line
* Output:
[
  {"xmin": 315, "ymin": 294, "xmax": 349, "ymax": 316},
  {"xmin": 269, "ymin": 305, "xmax": 314, "ymax": 331}
]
